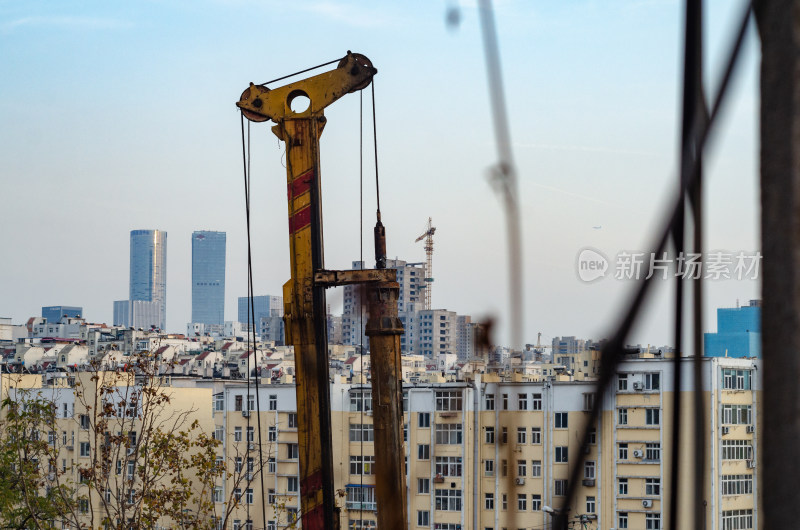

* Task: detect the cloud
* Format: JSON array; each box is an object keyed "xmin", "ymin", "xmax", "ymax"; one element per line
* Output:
[{"xmin": 2, "ymin": 15, "xmax": 132, "ymax": 32}]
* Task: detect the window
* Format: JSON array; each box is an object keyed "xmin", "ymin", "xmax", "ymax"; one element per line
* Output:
[
  {"xmin": 434, "ymin": 489, "xmax": 462, "ymax": 511},
  {"xmin": 233, "ymin": 520, "xmax": 241, "ymax": 530},
  {"xmin": 485, "ymin": 493, "xmax": 494, "ymax": 510},
  {"xmin": 485, "ymin": 426, "xmax": 495, "ymax": 444},
  {"xmin": 79, "ymin": 498, "xmax": 89, "ymax": 514},
  {"xmin": 349, "ymin": 423, "xmax": 374, "ymax": 442},
  {"xmin": 531, "ymin": 494, "xmax": 542, "ymax": 511},
  {"xmin": 116, "ymin": 459, "xmax": 122, "ymax": 475},
  {"xmin": 269, "ymin": 394, "xmax": 277, "ymax": 411},
  {"xmin": 618, "ymin": 512, "xmax": 629, "ymax": 529},
  {"xmin": 485, "ymin": 394, "xmax": 495, "ymax": 410},
  {"xmin": 80, "ymin": 442, "xmax": 90, "ymax": 457},
  {"xmin": 417, "ymin": 511, "xmax": 430, "ymax": 527},
  {"xmin": 618, "ymin": 408, "xmax": 628, "ymax": 425},
  {"xmin": 247, "ymin": 457, "xmax": 254, "ymax": 474},
  {"xmin": 346, "ymin": 486, "xmax": 377, "ymax": 511},
  {"xmin": 502, "ymin": 459, "xmax": 508, "ymax": 477},
  {"xmin": 350, "ymin": 456, "xmax": 376, "ymax": 475},
  {"xmin": 234, "ymin": 427, "xmax": 242, "ymax": 442},
  {"xmin": 502, "ymin": 493, "xmax": 508, "ymax": 510},
  {"xmin": 435, "ymin": 391, "xmax": 462, "ymax": 411},
  {"xmin": 268, "ymin": 458, "xmax": 276, "ymax": 473},
  {"xmin": 619, "ymin": 443, "xmax": 628, "ymax": 460},
  {"xmin": 418, "ymin": 412, "xmax": 431, "ymax": 428},
  {"xmin": 214, "ymin": 426, "xmax": 224, "ymax": 441},
  {"xmin": 268, "ymin": 426, "xmax": 276, "ymax": 442},
  {"xmin": 532, "ymin": 393, "xmax": 542, "ymax": 410},
  {"xmin": 721, "ymin": 509, "xmax": 753, "ymax": 530},
  {"xmin": 484, "ymin": 459, "xmax": 495, "ymax": 476},
  {"xmin": 722, "ymin": 405, "xmax": 752, "ymax": 425},
  {"xmin": 517, "ymin": 460, "xmax": 526, "ymax": 477},
  {"xmin": 435, "ymin": 456, "xmax": 462, "ymax": 477},
  {"xmin": 645, "ymin": 478, "xmax": 661, "ymax": 496},
  {"xmin": 589, "ymin": 428, "xmax": 597, "ymax": 444},
  {"xmin": 246, "ymin": 426, "xmax": 254, "ymax": 442},
  {"xmin": 501, "ymin": 427, "xmax": 508, "ymax": 444},
  {"xmin": 531, "ymin": 427, "xmax": 541, "ymax": 444},
  {"xmin": 79, "ymin": 414, "xmax": 90, "ymax": 430},
  {"xmin": 245, "ymin": 488, "xmax": 253, "ymax": 504},
  {"xmin": 517, "ymin": 493, "xmax": 527, "ymax": 511},
  {"xmin": 531, "ymin": 460, "xmax": 542, "ymax": 477},
  {"xmin": 583, "ymin": 392, "xmax": 596, "ymax": 411},
  {"xmin": 618, "ymin": 373, "xmax": 628, "ymax": 391},
  {"xmin": 722, "ymin": 369, "xmax": 751, "ymax": 390},
  {"xmin": 235, "ymin": 457, "xmax": 243, "ymax": 473},
  {"xmin": 214, "ymin": 393, "xmax": 224, "ymax": 411},
  {"xmin": 644, "ymin": 372, "xmax": 660, "ymax": 390},
  {"xmin": 417, "ymin": 444, "xmax": 430, "ymax": 460},
  {"xmin": 586, "ymin": 496, "xmax": 596, "ymax": 513},
  {"xmin": 555, "ymin": 479, "xmax": 568, "ymax": 496},
  {"xmin": 646, "ymin": 513, "xmax": 661, "ymax": 529},
  {"xmin": 502, "ymin": 394, "xmax": 508, "ymax": 410},
  {"xmin": 721, "ymin": 474, "xmax": 754, "ymax": 496},
  {"xmin": 247, "ymin": 394, "xmax": 255, "ymax": 411},
  {"xmin": 722, "ymin": 440, "xmax": 753, "ymax": 460},
  {"xmin": 235, "ymin": 395, "xmax": 243, "ymax": 411},
  {"xmin": 288, "ymin": 413, "xmax": 298, "ymax": 428},
  {"xmin": 555, "ymin": 412, "xmax": 568, "ymax": 429},
  {"xmin": 435, "ymin": 423, "xmax": 462, "ymax": 444},
  {"xmin": 518, "ymin": 393, "xmax": 528, "ymax": 410},
  {"xmin": 584, "ymin": 461, "xmax": 595, "ymax": 479},
  {"xmin": 619, "ymin": 478, "xmax": 628, "ymax": 495},
  {"xmin": 646, "ymin": 409, "xmax": 661, "ymax": 426},
  {"xmin": 268, "ymin": 489, "xmax": 275, "ymax": 504},
  {"xmin": 350, "ymin": 390, "xmax": 372, "ymax": 412},
  {"xmin": 287, "ymin": 443, "xmax": 299, "ymax": 459},
  {"xmin": 418, "ymin": 478, "xmax": 430, "ymax": 494},
  {"xmin": 646, "ymin": 443, "xmax": 661, "ymax": 461},
  {"xmin": 555, "ymin": 446, "xmax": 568, "ymax": 463},
  {"xmin": 287, "ymin": 477, "xmax": 298, "ymax": 492},
  {"xmin": 516, "ymin": 427, "xmax": 526, "ymax": 444}
]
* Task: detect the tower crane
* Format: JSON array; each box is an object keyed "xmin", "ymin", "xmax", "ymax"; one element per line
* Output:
[{"xmin": 414, "ymin": 217, "xmax": 436, "ymax": 310}]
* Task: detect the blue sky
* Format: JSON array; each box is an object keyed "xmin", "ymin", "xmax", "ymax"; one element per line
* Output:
[{"xmin": 0, "ymin": 0, "xmax": 760, "ymax": 350}]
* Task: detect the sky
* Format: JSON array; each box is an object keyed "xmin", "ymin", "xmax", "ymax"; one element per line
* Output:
[{"xmin": 0, "ymin": 0, "xmax": 761, "ymax": 351}]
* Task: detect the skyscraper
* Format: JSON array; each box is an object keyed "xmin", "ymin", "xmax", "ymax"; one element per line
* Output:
[
  {"xmin": 129, "ymin": 229, "xmax": 167, "ymax": 330},
  {"xmin": 192, "ymin": 231, "xmax": 226, "ymax": 326}
]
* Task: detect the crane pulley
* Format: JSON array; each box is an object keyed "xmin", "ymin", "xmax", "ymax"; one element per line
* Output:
[{"xmin": 237, "ymin": 52, "xmax": 407, "ymax": 530}]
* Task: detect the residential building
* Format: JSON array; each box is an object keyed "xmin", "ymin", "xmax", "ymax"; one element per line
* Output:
[
  {"xmin": 192, "ymin": 231, "xmax": 227, "ymax": 326},
  {"xmin": 129, "ymin": 229, "xmax": 167, "ymax": 329},
  {"xmin": 41, "ymin": 306, "xmax": 83, "ymax": 322},
  {"xmin": 704, "ymin": 300, "xmax": 762, "ymax": 358},
  {"xmin": 551, "ymin": 336, "xmax": 587, "ymax": 361}
]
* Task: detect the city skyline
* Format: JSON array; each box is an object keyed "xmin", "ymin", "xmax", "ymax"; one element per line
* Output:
[{"xmin": 0, "ymin": 1, "xmax": 761, "ymax": 350}]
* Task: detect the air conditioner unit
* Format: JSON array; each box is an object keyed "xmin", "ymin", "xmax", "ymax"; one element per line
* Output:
[
  {"xmin": 633, "ymin": 382, "xmax": 643, "ymax": 391},
  {"xmin": 515, "ymin": 478, "xmax": 526, "ymax": 486},
  {"xmin": 582, "ymin": 479, "xmax": 595, "ymax": 487},
  {"xmin": 633, "ymin": 450, "xmax": 644, "ymax": 458},
  {"xmin": 127, "ymin": 447, "xmax": 135, "ymax": 456},
  {"xmin": 241, "ymin": 410, "xmax": 250, "ymax": 417},
  {"xmin": 248, "ymin": 443, "xmax": 255, "ymax": 450},
  {"xmin": 246, "ymin": 472, "xmax": 253, "ymax": 480},
  {"xmin": 746, "ymin": 459, "xmax": 755, "ymax": 469},
  {"xmin": 721, "ymin": 426, "xmax": 730, "ymax": 435},
  {"xmin": 746, "ymin": 425, "xmax": 755, "ymax": 434},
  {"xmin": 642, "ymin": 499, "xmax": 653, "ymax": 508}
]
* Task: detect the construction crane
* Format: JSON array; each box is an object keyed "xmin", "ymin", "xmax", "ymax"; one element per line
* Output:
[
  {"xmin": 414, "ymin": 217, "xmax": 436, "ymax": 310},
  {"xmin": 237, "ymin": 52, "xmax": 407, "ymax": 530}
]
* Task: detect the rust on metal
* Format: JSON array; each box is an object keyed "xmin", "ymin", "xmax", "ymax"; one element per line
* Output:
[{"xmin": 314, "ymin": 268, "xmax": 396, "ymax": 287}]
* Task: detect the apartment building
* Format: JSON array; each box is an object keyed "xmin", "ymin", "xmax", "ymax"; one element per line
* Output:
[{"xmin": 2, "ymin": 355, "xmax": 761, "ymax": 529}]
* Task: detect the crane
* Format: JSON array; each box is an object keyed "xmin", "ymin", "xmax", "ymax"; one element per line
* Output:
[
  {"xmin": 237, "ymin": 52, "xmax": 407, "ymax": 530},
  {"xmin": 414, "ymin": 217, "xmax": 436, "ymax": 310}
]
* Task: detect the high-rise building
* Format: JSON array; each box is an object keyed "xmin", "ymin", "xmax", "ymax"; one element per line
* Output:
[
  {"xmin": 191, "ymin": 231, "xmax": 226, "ymax": 326},
  {"xmin": 238, "ymin": 295, "xmax": 282, "ymax": 326},
  {"xmin": 41, "ymin": 305, "xmax": 83, "ymax": 323},
  {"xmin": 704, "ymin": 299, "xmax": 762, "ymax": 357},
  {"xmin": 129, "ymin": 229, "xmax": 167, "ymax": 330},
  {"xmin": 113, "ymin": 300, "xmax": 162, "ymax": 330}
]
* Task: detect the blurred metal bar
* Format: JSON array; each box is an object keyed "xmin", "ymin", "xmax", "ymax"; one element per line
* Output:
[{"xmin": 756, "ymin": 0, "xmax": 800, "ymax": 527}]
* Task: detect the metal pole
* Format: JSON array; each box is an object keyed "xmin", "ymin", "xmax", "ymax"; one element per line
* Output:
[{"xmin": 756, "ymin": 1, "xmax": 800, "ymax": 527}]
